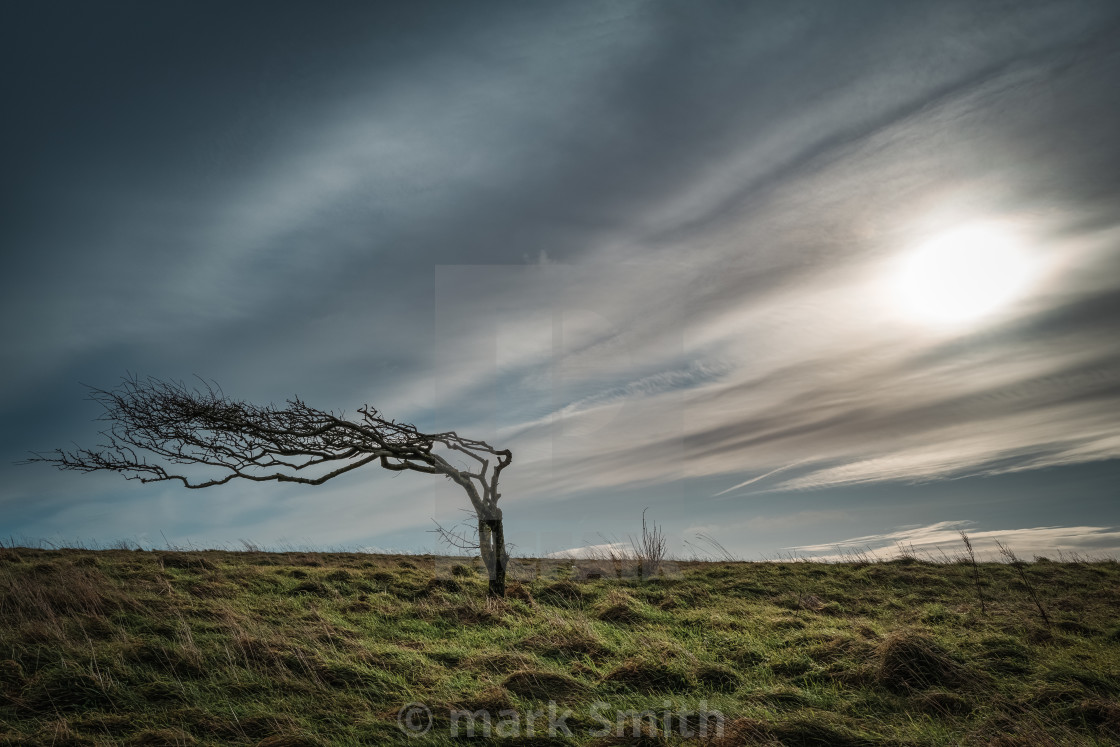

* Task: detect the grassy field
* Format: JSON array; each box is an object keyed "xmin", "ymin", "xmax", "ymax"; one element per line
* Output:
[{"xmin": 1, "ymin": 545, "xmax": 1118, "ymax": 746}]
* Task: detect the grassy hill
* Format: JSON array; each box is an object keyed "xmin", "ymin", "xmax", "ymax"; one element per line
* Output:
[{"xmin": 1, "ymin": 546, "xmax": 1118, "ymax": 745}]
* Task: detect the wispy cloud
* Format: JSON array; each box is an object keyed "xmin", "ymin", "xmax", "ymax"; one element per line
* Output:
[
  {"xmin": 789, "ymin": 521, "xmax": 1120, "ymax": 561},
  {"xmin": 415, "ymin": 33, "xmax": 1120, "ymax": 502},
  {"xmin": 713, "ymin": 461, "xmax": 809, "ymax": 497},
  {"xmin": 547, "ymin": 542, "xmax": 632, "ymax": 560}
]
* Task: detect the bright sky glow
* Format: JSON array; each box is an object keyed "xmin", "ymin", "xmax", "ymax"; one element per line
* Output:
[{"xmin": 895, "ymin": 223, "xmax": 1035, "ymax": 327}]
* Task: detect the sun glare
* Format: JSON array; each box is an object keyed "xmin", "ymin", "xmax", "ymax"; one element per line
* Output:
[{"xmin": 895, "ymin": 222, "xmax": 1033, "ymax": 327}]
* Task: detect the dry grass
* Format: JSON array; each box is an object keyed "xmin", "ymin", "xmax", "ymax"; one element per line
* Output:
[{"xmin": 1, "ymin": 547, "xmax": 1118, "ymax": 745}]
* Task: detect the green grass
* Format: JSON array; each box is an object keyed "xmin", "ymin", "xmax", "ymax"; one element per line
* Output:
[{"xmin": 1, "ymin": 547, "xmax": 1119, "ymax": 745}]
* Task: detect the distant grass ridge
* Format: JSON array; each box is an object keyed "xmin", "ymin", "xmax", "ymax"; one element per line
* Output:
[{"xmin": 1, "ymin": 546, "xmax": 1119, "ymax": 745}]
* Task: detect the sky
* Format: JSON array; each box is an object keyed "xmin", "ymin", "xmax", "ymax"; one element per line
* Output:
[{"xmin": 3, "ymin": 1, "xmax": 1119, "ymax": 562}]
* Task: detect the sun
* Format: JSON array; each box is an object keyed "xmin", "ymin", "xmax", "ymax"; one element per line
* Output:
[{"xmin": 895, "ymin": 222, "xmax": 1033, "ymax": 326}]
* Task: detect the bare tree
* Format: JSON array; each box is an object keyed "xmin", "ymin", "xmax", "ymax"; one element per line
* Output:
[{"xmin": 24, "ymin": 375, "xmax": 514, "ymax": 597}]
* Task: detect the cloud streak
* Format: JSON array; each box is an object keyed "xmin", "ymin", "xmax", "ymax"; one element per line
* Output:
[{"xmin": 789, "ymin": 521, "xmax": 1120, "ymax": 562}]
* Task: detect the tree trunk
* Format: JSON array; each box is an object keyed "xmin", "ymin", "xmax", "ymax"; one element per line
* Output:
[{"xmin": 478, "ymin": 517, "xmax": 508, "ymax": 598}]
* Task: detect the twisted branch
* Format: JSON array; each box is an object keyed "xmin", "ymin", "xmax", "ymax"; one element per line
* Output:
[{"xmin": 24, "ymin": 374, "xmax": 512, "ymax": 519}]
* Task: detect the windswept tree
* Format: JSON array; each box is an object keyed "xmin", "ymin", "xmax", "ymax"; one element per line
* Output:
[{"xmin": 26, "ymin": 375, "xmax": 514, "ymax": 597}]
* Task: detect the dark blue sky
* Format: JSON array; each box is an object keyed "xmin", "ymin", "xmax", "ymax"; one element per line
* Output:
[{"xmin": 3, "ymin": 1, "xmax": 1119, "ymax": 560}]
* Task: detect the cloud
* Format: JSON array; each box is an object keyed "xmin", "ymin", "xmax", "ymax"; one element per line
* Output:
[
  {"xmin": 789, "ymin": 521, "xmax": 1120, "ymax": 562},
  {"xmin": 465, "ymin": 42, "xmax": 1120, "ymax": 500},
  {"xmin": 547, "ymin": 542, "xmax": 632, "ymax": 560}
]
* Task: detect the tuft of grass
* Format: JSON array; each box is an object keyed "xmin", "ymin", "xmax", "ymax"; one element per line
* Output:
[
  {"xmin": 157, "ymin": 553, "xmax": 216, "ymax": 572},
  {"xmin": 875, "ymin": 631, "xmax": 973, "ymax": 692},
  {"xmin": 694, "ymin": 663, "xmax": 741, "ymax": 692},
  {"xmin": 502, "ymin": 669, "xmax": 587, "ymax": 700},
  {"xmin": 600, "ymin": 657, "xmax": 692, "ymax": 693},
  {"xmin": 521, "ymin": 621, "xmax": 610, "ymax": 661},
  {"xmin": 537, "ymin": 580, "xmax": 587, "ymax": 606},
  {"xmin": 449, "ymin": 563, "xmax": 476, "ymax": 578},
  {"xmin": 595, "ymin": 590, "xmax": 651, "ymax": 625},
  {"xmin": 505, "ymin": 581, "xmax": 535, "ymax": 605},
  {"xmin": 22, "ymin": 667, "xmax": 119, "ymax": 713}
]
